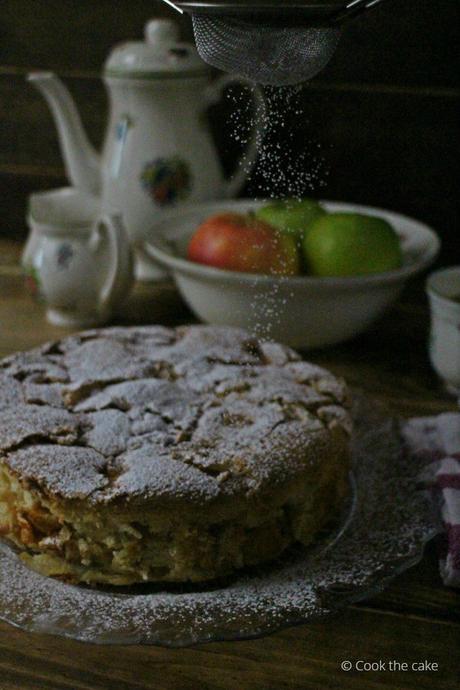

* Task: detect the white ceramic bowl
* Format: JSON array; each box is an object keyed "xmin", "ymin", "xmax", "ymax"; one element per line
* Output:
[{"xmin": 142, "ymin": 200, "xmax": 440, "ymax": 348}]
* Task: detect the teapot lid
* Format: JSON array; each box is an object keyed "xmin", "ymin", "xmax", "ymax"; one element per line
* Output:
[{"xmin": 105, "ymin": 19, "xmax": 210, "ymax": 79}]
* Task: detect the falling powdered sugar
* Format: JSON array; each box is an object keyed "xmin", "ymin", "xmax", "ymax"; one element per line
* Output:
[
  {"xmin": 227, "ymin": 84, "xmax": 329, "ymax": 200},
  {"xmin": 220, "ymin": 84, "xmax": 329, "ymax": 338}
]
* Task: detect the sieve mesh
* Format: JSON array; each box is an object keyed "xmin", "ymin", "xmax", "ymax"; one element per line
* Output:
[{"xmin": 192, "ymin": 14, "xmax": 341, "ymax": 86}]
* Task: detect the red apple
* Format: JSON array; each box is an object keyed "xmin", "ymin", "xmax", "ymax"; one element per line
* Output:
[{"xmin": 187, "ymin": 213, "xmax": 300, "ymax": 276}]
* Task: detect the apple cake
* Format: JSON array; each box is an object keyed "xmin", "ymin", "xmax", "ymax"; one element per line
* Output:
[{"xmin": 0, "ymin": 325, "xmax": 351, "ymax": 585}]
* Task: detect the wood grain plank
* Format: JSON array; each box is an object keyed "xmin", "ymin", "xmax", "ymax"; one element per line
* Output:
[
  {"xmin": 0, "ymin": 170, "xmax": 66, "ymax": 243},
  {"xmin": 322, "ymin": 0, "xmax": 460, "ymax": 89},
  {"xmin": 0, "ymin": 73, "xmax": 106, "ymax": 170},
  {"xmin": 0, "ymin": 0, "xmax": 459, "ymax": 680},
  {"xmin": 2, "ymin": 71, "xmax": 459, "ymax": 193},
  {"xmin": 244, "ymin": 87, "xmax": 460, "ymax": 264},
  {"xmin": 0, "ymin": 248, "xmax": 456, "ymax": 420},
  {"xmin": 0, "ymin": 240, "xmax": 459, "ymax": 689},
  {"xmin": 1, "ymin": 70, "xmax": 459, "ymax": 262},
  {"xmin": 0, "ymin": 272, "xmax": 191, "ymax": 356},
  {"xmin": 0, "ymin": 606, "xmax": 457, "ymax": 690},
  {"xmin": 1, "ymin": 0, "xmax": 459, "ymax": 89},
  {"xmin": 355, "ymin": 542, "xmax": 460, "ymax": 624},
  {"xmin": 0, "ymin": 0, "xmax": 193, "ymax": 73}
]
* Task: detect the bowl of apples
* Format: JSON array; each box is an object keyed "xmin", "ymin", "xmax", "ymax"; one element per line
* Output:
[{"xmin": 142, "ymin": 199, "xmax": 440, "ymax": 348}]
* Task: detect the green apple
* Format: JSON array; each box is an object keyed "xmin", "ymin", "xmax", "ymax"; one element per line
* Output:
[
  {"xmin": 303, "ymin": 213, "xmax": 403, "ymax": 277},
  {"xmin": 255, "ymin": 198, "xmax": 326, "ymax": 244}
]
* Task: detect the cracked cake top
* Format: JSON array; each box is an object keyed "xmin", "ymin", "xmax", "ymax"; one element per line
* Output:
[{"xmin": 0, "ymin": 326, "xmax": 351, "ymax": 508}]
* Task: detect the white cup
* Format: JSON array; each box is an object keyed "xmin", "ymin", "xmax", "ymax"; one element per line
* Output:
[{"xmin": 426, "ymin": 266, "xmax": 460, "ymax": 396}]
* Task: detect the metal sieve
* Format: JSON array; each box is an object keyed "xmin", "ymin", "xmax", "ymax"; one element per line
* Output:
[{"xmin": 162, "ymin": 1, "xmax": 389, "ymax": 86}]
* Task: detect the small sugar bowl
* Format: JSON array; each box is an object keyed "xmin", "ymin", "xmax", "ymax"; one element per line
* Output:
[{"xmin": 22, "ymin": 187, "xmax": 133, "ymax": 327}]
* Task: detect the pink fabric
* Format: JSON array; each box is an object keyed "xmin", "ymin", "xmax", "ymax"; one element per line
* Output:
[{"xmin": 402, "ymin": 413, "xmax": 460, "ymax": 587}]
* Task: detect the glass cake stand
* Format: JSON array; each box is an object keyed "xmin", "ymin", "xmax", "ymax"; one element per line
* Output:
[{"xmin": 0, "ymin": 400, "xmax": 440, "ymax": 647}]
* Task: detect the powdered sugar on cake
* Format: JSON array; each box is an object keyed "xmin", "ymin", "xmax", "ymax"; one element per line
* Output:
[
  {"xmin": 0, "ymin": 397, "xmax": 438, "ymax": 645},
  {"xmin": 0, "ymin": 326, "xmax": 351, "ymax": 504}
]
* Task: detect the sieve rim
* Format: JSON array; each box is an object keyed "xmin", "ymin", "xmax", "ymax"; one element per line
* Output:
[{"xmin": 172, "ymin": 1, "xmax": 344, "ymax": 16}]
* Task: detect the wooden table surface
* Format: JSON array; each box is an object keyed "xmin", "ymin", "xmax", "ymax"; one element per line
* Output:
[{"xmin": 0, "ymin": 240, "xmax": 458, "ymax": 690}]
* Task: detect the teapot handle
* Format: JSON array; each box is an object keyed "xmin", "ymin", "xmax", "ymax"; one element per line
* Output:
[
  {"xmin": 203, "ymin": 75, "xmax": 266, "ymax": 199},
  {"xmin": 89, "ymin": 213, "xmax": 133, "ymax": 316}
]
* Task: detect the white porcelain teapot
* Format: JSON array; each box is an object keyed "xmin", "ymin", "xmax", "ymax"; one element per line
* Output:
[{"xmin": 28, "ymin": 19, "xmax": 264, "ymax": 280}]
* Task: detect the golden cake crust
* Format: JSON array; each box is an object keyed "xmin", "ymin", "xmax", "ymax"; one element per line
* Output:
[{"xmin": 0, "ymin": 325, "xmax": 352, "ymax": 584}]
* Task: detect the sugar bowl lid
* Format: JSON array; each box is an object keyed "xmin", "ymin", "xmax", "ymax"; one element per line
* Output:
[{"xmin": 104, "ymin": 19, "xmax": 209, "ymax": 79}]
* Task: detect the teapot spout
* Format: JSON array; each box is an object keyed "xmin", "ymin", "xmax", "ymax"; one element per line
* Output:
[{"xmin": 28, "ymin": 72, "xmax": 101, "ymax": 195}]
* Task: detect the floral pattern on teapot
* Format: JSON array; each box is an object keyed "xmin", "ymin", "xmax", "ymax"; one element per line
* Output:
[
  {"xmin": 115, "ymin": 114, "xmax": 133, "ymax": 143},
  {"xmin": 140, "ymin": 157, "xmax": 192, "ymax": 206},
  {"xmin": 56, "ymin": 242, "xmax": 74, "ymax": 270},
  {"xmin": 23, "ymin": 264, "xmax": 43, "ymax": 301},
  {"xmin": 27, "ymin": 19, "xmax": 265, "ymax": 281}
]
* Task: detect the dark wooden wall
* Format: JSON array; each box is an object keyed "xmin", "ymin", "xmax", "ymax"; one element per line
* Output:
[{"xmin": 1, "ymin": 0, "xmax": 459, "ymax": 261}]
